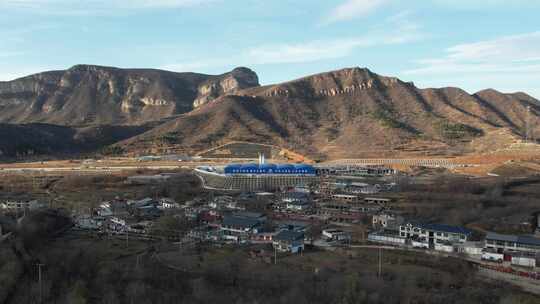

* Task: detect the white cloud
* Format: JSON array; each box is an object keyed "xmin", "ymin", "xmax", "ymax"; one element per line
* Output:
[
  {"xmin": 250, "ymin": 12, "xmax": 422, "ymax": 65},
  {"xmin": 162, "ymin": 11, "xmax": 423, "ymax": 71},
  {"xmin": 405, "ymin": 31, "xmax": 540, "ymax": 75},
  {"xmin": 0, "ymin": 0, "xmax": 218, "ymax": 14},
  {"xmin": 246, "ymin": 39, "xmax": 371, "ymax": 64},
  {"xmin": 323, "ymin": 0, "xmax": 388, "ymax": 24},
  {"xmin": 403, "ymin": 31, "xmax": 540, "ymax": 98}
]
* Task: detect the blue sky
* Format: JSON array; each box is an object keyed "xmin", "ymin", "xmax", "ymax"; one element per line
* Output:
[{"xmin": 1, "ymin": 0, "xmax": 539, "ymax": 98}]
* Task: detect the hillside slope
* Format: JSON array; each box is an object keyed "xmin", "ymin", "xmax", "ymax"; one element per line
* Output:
[
  {"xmin": 119, "ymin": 67, "xmax": 540, "ymax": 158},
  {"xmin": 1, "ymin": 66, "xmax": 538, "ymax": 159},
  {"xmin": 0, "ymin": 65, "xmax": 259, "ymax": 126},
  {"xmin": 0, "ymin": 123, "xmax": 149, "ymax": 158}
]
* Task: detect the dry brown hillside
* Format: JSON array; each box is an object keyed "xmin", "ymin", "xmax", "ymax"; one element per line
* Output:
[
  {"xmin": 0, "ymin": 65, "xmax": 259, "ymax": 126},
  {"xmin": 118, "ymin": 67, "xmax": 540, "ymax": 159},
  {"xmin": 0, "ymin": 66, "xmax": 538, "ymax": 159}
]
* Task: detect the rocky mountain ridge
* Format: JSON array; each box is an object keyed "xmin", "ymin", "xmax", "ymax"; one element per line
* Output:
[
  {"xmin": 0, "ymin": 65, "xmax": 260, "ymax": 126},
  {"xmin": 0, "ymin": 65, "xmax": 538, "ymax": 159}
]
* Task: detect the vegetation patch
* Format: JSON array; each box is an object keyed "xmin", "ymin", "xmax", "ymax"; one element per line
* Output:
[
  {"xmin": 101, "ymin": 145, "xmax": 125, "ymax": 156},
  {"xmin": 370, "ymin": 108, "xmax": 420, "ymax": 135},
  {"xmin": 159, "ymin": 132, "xmax": 181, "ymax": 144},
  {"xmin": 434, "ymin": 120, "xmax": 483, "ymax": 140}
]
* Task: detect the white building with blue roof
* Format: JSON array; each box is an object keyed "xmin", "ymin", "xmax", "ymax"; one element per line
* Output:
[
  {"xmin": 399, "ymin": 222, "xmax": 472, "ymax": 247},
  {"xmin": 485, "ymin": 232, "xmax": 540, "ymax": 254},
  {"xmin": 195, "ymin": 153, "xmax": 319, "ymax": 191},
  {"xmin": 224, "ymin": 163, "xmax": 316, "ymax": 175}
]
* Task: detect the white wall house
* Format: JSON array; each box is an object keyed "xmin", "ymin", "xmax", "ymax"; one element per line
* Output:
[
  {"xmin": 368, "ymin": 231, "xmax": 407, "ymax": 246},
  {"xmin": 159, "ymin": 198, "xmax": 179, "ymax": 209},
  {"xmin": 485, "ymin": 232, "xmax": 540, "ymax": 254},
  {"xmin": 455, "ymin": 242, "xmax": 484, "ymax": 256},
  {"xmin": 399, "ymin": 222, "xmax": 472, "ymax": 247},
  {"xmin": 220, "ymin": 215, "xmax": 262, "ymax": 242}
]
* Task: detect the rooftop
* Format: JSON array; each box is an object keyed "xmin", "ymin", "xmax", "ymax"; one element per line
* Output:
[
  {"xmin": 232, "ymin": 211, "xmax": 266, "ymax": 219},
  {"xmin": 406, "ymin": 222, "xmax": 473, "ymax": 235},
  {"xmin": 274, "ymin": 230, "xmax": 304, "ymax": 242},
  {"xmin": 486, "ymin": 232, "xmax": 540, "ymax": 246},
  {"xmin": 222, "ymin": 215, "xmax": 261, "ymax": 229}
]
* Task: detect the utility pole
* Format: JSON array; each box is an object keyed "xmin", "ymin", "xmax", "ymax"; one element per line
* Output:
[
  {"xmin": 274, "ymin": 246, "xmax": 277, "ymax": 265},
  {"xmin": 179, "ymin": 231, "xmax": 182, "ymax": 253},
  {"xmin": 525, "ymin": 105, "xmax": 531, "ymax": 142},
  {"xmin": 378, "ymin": 247, "xmax": 382, "ymax": 278},
  {"xmin": 36, "ymin": 263, "xmax": 45, "ymax": 304}
]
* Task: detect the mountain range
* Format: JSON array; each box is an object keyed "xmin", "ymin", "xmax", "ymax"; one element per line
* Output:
[{"xmin": 0, "ymin": 65, "xmax": 538, "ymax": 159}]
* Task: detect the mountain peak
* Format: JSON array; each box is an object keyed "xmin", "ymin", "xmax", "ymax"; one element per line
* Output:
[
  {"xmin": 193, "ymin": 67, "xmax": 260, "ymax": 108},
  {"xmin": 67, "ymin": 64, "xmax": 120, "ymax": 73},
  {"xmin": 242, "ymin": 65, "xmax": 402, "ymax": 99},
  {"xmin": 231, "ymin": 66, "xmax": 256, "ymax": 74}
]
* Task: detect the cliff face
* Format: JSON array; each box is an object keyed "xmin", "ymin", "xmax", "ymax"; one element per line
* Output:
[
  {"xmin": 0, "ymin": 65, "xmax": 260, "ymax": 126},
  {"xmin": 193, "ymin": 67, "xmax": 259, "ymax": 108}
]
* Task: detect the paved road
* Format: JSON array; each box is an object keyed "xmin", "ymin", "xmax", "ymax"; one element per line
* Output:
[
  {"xmin": 477, "ymin": 268, "xmax": 540, "ymax": 295},
  {"xmin": 345, "ymin": 244, "xmax": 540, "ymax": 295},
  {"xmin": 0, "ymin": 165, "xmax": 185, "ymax": 174},
  {"xmin": 321, "ymin": 158, "xmax": 471, "ymax": 169}
]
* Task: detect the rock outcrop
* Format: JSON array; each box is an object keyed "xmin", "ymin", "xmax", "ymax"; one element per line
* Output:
[
  {"xmin": 0, "ymin": 65, "xmax": 259, "ymax": 126},
  {"xmin": 193, "ymin": 67, "xmax": 259, "ymax": 108}
]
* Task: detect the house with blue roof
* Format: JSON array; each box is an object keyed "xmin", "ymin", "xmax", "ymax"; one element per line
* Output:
[
  {"xmin": 273, "ymin": 230, "xmax": 305, "ymax": 253},
  {"xmin": 399, "ymin": 221, "xmax": 472, "ymax": 248},
  {"xmin": 485, "ymin": 232, "xmax": 540, "ymax": 254},
  {"xmin": 220, "ymin": 214, "xmax": 263, "ymax": 242}
]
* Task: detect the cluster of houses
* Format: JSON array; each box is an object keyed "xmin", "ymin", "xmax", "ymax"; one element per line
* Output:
[
  {"xmin": 317, "ymin": 166, "xmax": 397, "ymax": 177},
  {"xmin": 66, "ymin": 183, "xmax": 540, "ymax": 269},
  {"xmin": 318, "ymin": 180, "xmax": 396, "ymax": 196},
  {"xmin": 74, "ymin": 197, "xmax": 180, "ymax": 231},
  {"xmin": 209, "ymin": 210, "xmax": 356, "ymax": 253},
  {"xmin": 368, "ymin": 218, "xmax": 540, "ymax": 269},
  {"xmin": 217, "ymin": 212, "xmax": 306, "ymax": 253}
]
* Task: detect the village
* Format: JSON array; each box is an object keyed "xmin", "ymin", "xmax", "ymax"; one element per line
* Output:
[{"xmin": 2, "ymin": 164, "xmax": 538, "ymax": 284}]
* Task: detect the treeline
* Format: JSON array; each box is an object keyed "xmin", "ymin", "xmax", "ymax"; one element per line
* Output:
[{"xmin": 4, "ymin": 238, "xmax": 539, "ymax": 304}]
